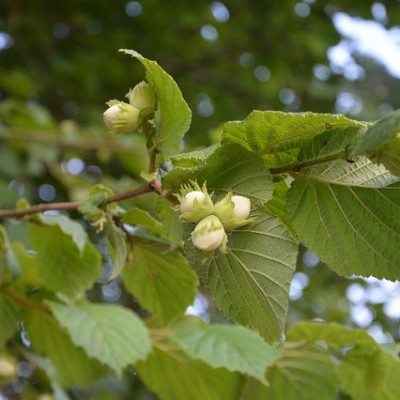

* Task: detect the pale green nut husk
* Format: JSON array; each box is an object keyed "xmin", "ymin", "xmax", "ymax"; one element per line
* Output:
[
  {"xmin": 191, "ymin": 215, "xmax": 227, "ymax": 252},
  {"xmin": 178, "ymin": 182, "xmax": 214, "ymax": 223},
  {"xmin": 127, "ymin": 81, "xmax": 156, "ymax": 113},
  {"xmin": 214, "ymin": 192, "xmax": 254, "ymax": 231},
  {"xmin": 103, "ymin": 102, "xmax": 141, "ymax": 133}
]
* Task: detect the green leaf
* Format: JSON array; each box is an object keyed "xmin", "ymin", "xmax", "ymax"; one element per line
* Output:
[
  {"xmin": 264, "ymin": 180, "xmax": 296, "ymax": 238},
  {"xmin": 11, "ymin": 242, "xmax": 43, "ymax": 290},
  {"xmin": 123, "ymin": 241, "xmax": 198, "ymax": 324},
  {"xmin": 155, "ymin": 196, "xmax": 183, "ymax": 247},
  {"xmin": 287, "ymin": 321, "xmax": 378, "ymax": 348},
  {"xmin": 352, "ymin": 108, "xmax": 400, "ymax": 157},
  {"xmin": 135, "ymin": 340, "xmax": 243, "ymax": 400},
  {"xmin": 170, "ymin": 144, "xmax": 220, "ymax": 168},
  {"xmin": 0, "ymin": 293, "xmax": 19, "ymax": 348},
  {"xmin": 163, "ymin": 144, "xmax": 273, "ymax": 203},
  {"xmin": 243, "ymin": 343, "xmax": 338, "ymax": 400},
  {"xmin": 121, "ymin": 207, "xmax": 163, "ymax": 235},
  {"xmin": 287, "ymin": 322, "xmax": 400, "ymax": 400},
  {"xmin": 105, "ymin": 218, "xmax": 128, "ymax": 281},
  {"xmin": 172, "ymin": 324, "xmax": 282, "ymax": 384},
  {"xmin": 38, "ymin": 214, "xmax": 87, "ymax": 253},
  {"xmin": 120, "ymin": 49, "xmax": 192, "ymax": 159},
  {"xmin": 48, "ymin": 302, "xmax": 152, "ymax": 378},
  {"xmin": 161, "ymin": 145, "xmax": 221, "ymax": 194},
  {"xmin": 339, "ymin": 348, "xmax": 400, "ymax": 400},
  {"xmin": 28, "ymin": 216, "xmax": 101, "ymax": 299},
  {"xmin": 222, "ymin": 110, "xmax": 365, "ymax": 168},
  {"xmin": 296, "ymin": 126, "xmax": 361, "ymax": 169},
  {"xmin": 0, "ymin": 225, "xmax": 20, "ymax": 277},
  {"xmin": 287, "ymin": 159, "xmax": 400, "ymax": 280},
  {"xmin": 380, "ymin": 342, "xmax": 400, "ymax": 359},
  {"xmin": 198, "ymin": 144, "xmax": 273, "ymax": 202},
  {"xmin": 23, "ymin": 309, "xmax": 108, "ymax": 387},
  {"xmin": 187, "ymin": 210, "xmax": 297, "ymax": 343}
]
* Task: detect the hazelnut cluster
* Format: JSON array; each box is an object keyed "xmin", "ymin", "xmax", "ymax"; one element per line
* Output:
[{"xmin": 178, "ymin": 182, "xmax": 254, "ymax": 252}]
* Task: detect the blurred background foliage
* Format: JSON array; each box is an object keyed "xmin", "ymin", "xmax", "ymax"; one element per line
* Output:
[{"xmin": 1, "ymin": 0, "xmax": 400, "ymax": 398}]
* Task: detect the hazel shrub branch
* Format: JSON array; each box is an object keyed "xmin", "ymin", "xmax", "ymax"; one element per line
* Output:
[{"xmin": 0, "ymin": 183, "xmax": 158, "ymax": 220}]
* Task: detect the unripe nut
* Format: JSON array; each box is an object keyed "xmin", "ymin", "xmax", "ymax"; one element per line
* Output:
[
  {"xmin": 103, "ymin": 103, "xmax": 141, "ymax": 133},
  {"xmin": 191, "ymin": 215, "xmax": 227, "ymax": 252},
  {"xmin": 231, "ymin": 195, "xmax": 251, "ymax": 220},
  {"xmin": 180, "ymin": 191, "xmax": 206, "ymax": 214},
  {"xmin": 179, "ymin": 190, "xmax": 214, "ymax": 223},
  {"xmin": 214, "ymin": 193, "xmax": 253, "ymax": 231}
]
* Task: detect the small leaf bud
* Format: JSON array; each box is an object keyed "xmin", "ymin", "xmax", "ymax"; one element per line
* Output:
[
  {"xmin": 103, "ymin": 102, "xmax": 141, "ymax": 133},
  {"xmin": 214, "ymin": 193, "xmax": 254, "ymax": 231},
  {"xmin": 191, "ymin": 215, "xmax": 227, "ymax": 252},
  {"xmin": 127, "ymin": 81, "xmax": 156, "ymax": 113}
]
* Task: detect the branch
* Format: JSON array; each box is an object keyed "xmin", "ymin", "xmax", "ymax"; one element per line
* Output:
[
  {"xmin": 0, "ymin": 128, "xmax": 146, "ymax": 155},
  {"xmin": 0, "ymin": 182, "xmax": 159, "ymax": 220}
]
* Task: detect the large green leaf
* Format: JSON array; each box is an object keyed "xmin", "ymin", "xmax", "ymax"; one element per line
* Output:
[
  {"xmin": 352, "ymin": 108, "xmax": 400, "ymax": 156},
  {"xmin": 135, "ymin": 340, "xmax": 243, "ymax": 400},
  {"xmin": 163, "ymin": 143, "xmax": 273, "ymax": 202},
  {"xmin": 11, "ymin": 242, "xmax": 43, "ymax": 290},
  {"xmin": 171, "ymin": 324, "xmax": 282, "ymax": 384},
  {"xmin": 287, "ymin": 158, "xmax": 400, "ymax": 280},
  {"xmin": 287, "ymin": 322, "xmax": 378, "ymax": 348},
  {"xmin": 120, "ymin": 49, "xmax": 191, "ymax": 160},
  {"xmin": 339, "ymin": 348, "xmax": 400, "ymax": 400},
  {"xmin": 242, "ymin": 344, "xmax": 338, "ymax": 400},
  {"xmin": 187, "ymin": 210, "xmax": 297, "ymax": 343},
  {"xmin": 0, "ymin": 293, "xmax": 19, "ymax": 348},
  {"xmin": 28, "ymin": 215, "xmax": 101, "ymax": 299},
  {"xmin": 49, "ymin": 302, "xmax": 152, "ymax": 378},
  {"xmin": 155, "ymin": 196, "xmax": 183, "ymax": 247},
  {"xmin": 287, "ymin": 322, "xmax": 400, "ymax": 400},
  {"xmin": 160, "ymin": 144, "xmax": 221, "ymax": 193},
  {"xmin": 197, "ymin": 144, "xmax": 273, "ymax": 202},
  {"xmin": 39, "ymin": 214, "xmax": 87, "ymax": 253},
  {"xmin": 123, "ymin": 241, "xmax": 198, "ymax": 324},
  {"xmin": 23, "ymin": 309, "xmax": 108, "ymax": 387},
  {"xmin": 222, "ymin": 110, "xmax": 366, "ymax": 168}
]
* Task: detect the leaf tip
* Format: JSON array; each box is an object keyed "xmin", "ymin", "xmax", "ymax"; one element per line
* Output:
[{"xmin": 119, "ymin": 49, "xmax": 142, "ymax": 58}]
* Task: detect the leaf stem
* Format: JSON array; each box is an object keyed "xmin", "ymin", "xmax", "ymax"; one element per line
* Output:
[
  {"xmin": 269, "ymin": 151, "xmax": 347, "ymax": 175},
  {"xmin": 0, "ymin": 182, "xmax": 160, "ymax": 220}
]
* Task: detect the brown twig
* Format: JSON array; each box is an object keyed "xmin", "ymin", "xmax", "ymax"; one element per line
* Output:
[{"xmin": 0, "ymin": 182, "xmax": 159, "ymax": 220}]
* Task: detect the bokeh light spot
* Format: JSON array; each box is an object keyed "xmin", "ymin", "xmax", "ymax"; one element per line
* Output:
[
  {"xmin": 253, "ymin": 65, "xmax": 271, "ymax": 81},
  {"xmin": 53, "ymin": 23, "xmax": 70, "ymax": 39},
  {"xmin": 294, "ymin": 2, "xmax": 310, "ymax": 18},
  {"xmin": 125, "ymin": 1, "xmax": 142, "ymax": 17},
  {"xmin": 66, "ymin": 158, "xmax": 85, "ymax": 175},
  {"xmin": 210, "ymin": 1, "xmax": 230, "ymax": 22},
  {"xmin": 200, "ymin": 24, "xmax": 218, "ymax": 42},
  {"xmin": 38, "ymin": 184, "xmax": 56, "ymax": 202},
  {"xmin": 0, "ymin": 32, "xmax": 14, "ymax": 50}
]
